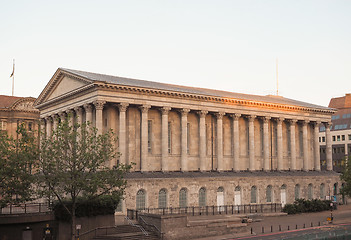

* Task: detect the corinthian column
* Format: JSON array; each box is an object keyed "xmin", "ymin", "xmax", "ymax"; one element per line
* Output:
[
  {"xmin": 216, "ymin": 112, "xmax": 225, "ymax": 171},
  {"xmin": 140, "ymin": 105, "xmax": 151, "ymax": 172},
  {"xmin": 277, "ymin": 118, "xmax": 284, "ymax": 170},
  {"xmin": 161, "ymin": 107, "xmax": 171, "ymax": 171},
  {"xmin": 302, "ymin": 120, "xmax": 309, "ymax": 171},
  {"xmin": 66, "ymin": 109, "xmax": 74, "ymax": 128},
  {"xmin": 84, "ymin": 104, "xmax": 93, "ymax": 124},
  {"xmin": 314, "ymin": 122, "xmax": 321, "ymax": 171},
  {"xmin": 263, "ymin": 116, "xmax": 270, "ymax": 171},
  {"xmin": 94, "ymin": 100, "xmax": 106, "ymax": 135},
  {"xmin": 180, "ymin": 108, "xmax": 190, "ymax": 171},
  {"xmin": 45, "ymin": 116, "xmax": 52, "ymax": 137},
  {"xmin": 231, "ymin": 114, "xmax": 241, "ymax": 171},
  {"xmin": 198, "ymin": 110, "xmax": 208, "ymax": 171},
  {"xmin": 118, "ymin": 103, "xmax": 129, "ymax": 166},
  {"xmin": 289, "ymin": 119, "xmax": 297, "ymax": 170},
  {"xmin": 52, "ymin": 115, "xmax": 59, "ymax": 132},
  {"xmin": 325, "ymin": 122, "xmax": 333, "ymax": 171},
  {"xmin": 248, "ymin": 115, "xmax": 256, "ymax": 171},
  {"xmin": 74, "ymin": 107, "xmax": 84, "ymax": 127}
]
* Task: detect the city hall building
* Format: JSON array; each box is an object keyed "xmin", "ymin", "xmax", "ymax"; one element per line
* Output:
[{"xmin": 34, "ymin": 68, "xmax": 341, "ymax": 213}]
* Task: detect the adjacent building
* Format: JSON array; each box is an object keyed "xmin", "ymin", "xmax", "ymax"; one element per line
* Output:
[
  {"xmin": 0, "ymin": 95, "xmax": 39, "ymax": 137},
  {"xmin": 319, "ymin": 93, "xmax": 351, "ymax": 172},
  {"xmin": 34, "ymin": 68, "xmax": 341, "ymax": 213}
]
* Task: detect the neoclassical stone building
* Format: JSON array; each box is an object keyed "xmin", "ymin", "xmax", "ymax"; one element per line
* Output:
[{"xmin": 35, "ymin": 68, "xmax": 341, "ymax": 213}]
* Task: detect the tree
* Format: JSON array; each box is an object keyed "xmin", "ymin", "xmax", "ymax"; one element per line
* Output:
[
  {"xmin": 0, "ymin": 124, "xmax": 38, "ymax": 208},
  {"xmin": 36, "ymin": 118, "xmax": 131, "ymax": 240},
  {"xmin": 341, "ymin": 156, "xmax": 351, "ymax": 198}
]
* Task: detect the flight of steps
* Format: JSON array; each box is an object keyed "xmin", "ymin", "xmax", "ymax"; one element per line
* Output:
[{"xmin": 93, "ymin": 224, "xmax": 160, "ymax": 240}]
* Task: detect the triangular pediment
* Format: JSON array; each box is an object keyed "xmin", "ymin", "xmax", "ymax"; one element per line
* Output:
[
  {"xmin": 47, "ymin": 76, "xmax": 87, "ymax": 100},
  {"xmin": 35, "ymin": 68, "xmax": 94, "ymax": 106}
]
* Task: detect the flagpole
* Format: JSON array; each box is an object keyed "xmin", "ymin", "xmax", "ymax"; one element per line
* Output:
[{"xmin": 12, "ymin": 59, "xmax": 15, "ymax": 96}]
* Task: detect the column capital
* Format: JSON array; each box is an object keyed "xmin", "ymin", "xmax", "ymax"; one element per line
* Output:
[
  {"xmin": 93, "ymin": 100, "xmax": 106, "ymax": 110},
  {"xmin": 140, "ymin": 104, "xmax": 151, "ymax": 113},
  {"xmin": 58, "ymin": 112, "xmax": 66, "ymax": 118},
  {"xmin": 215, "ymin": 112, "xmax": 225, "ymax": 119},
  {"xmin": 66, "ymin": 109, "xmax": 74, "ymax": 116},
  {"xmin": 180, "ymin": 108, "xmax": 190, "ymax": 116},
  {"xmin": 313, "ymin": 121, "xmax": 322, "ymax": 127},
  {"xmin": 287, "ymin": 119, "xmax": 298, "ymax": 124},
  {"xmin": 161, "ymin": 106, "xmax": 171, "ymax": 115},
  {"xmin": 324, "ymin": 122, "xmax": 332, "ymax": 128},
  {"xmin": 301, "ymin": 120, "xmax": 310, "ymax": 126},
  {"xmin": 261, "ymin": 116, "xmax": 271, "ymax": 123},
  {"xmin": 52, "ymin": 114, "xmax": 59, "ymax": 121},
  {"xmin": 83, "ymin": 103, "xmax": 93, "ymax": 112},
  {"xmin": 118, "ymin": 103, "xmax": 129, "ymax": 112},
  {"xmin": 74, "ymin": 106, "xmax": 83, "ymax": 114},
  {"xmin": 246, "ymin": 115, "xmax": 256, "ymax": 122},
  {"xmin": 230, "ymin": 113, "xmax": 241, "ymax": 120},
  {"xmin": 197, "ymin": 110, "xmax": 208, "ymax": 118},
  {"xmin": 40, "ymin": 118, "xmax": 46, "ymax": 124},
  {"xmin": 275, "ymin": 117, "xmax": 284, "ymax": 124},
  {"xmin": 44, "ymin": 116, "xmax": 52, "ymax": 122}
]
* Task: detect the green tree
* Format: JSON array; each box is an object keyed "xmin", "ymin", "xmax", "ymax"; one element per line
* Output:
[
  {"xmin": 36, "ymin": 118, "xmax": 130, "ymax": 240},
  {"xmin": 0, "ymin": 124, "xmax": 38, "ymax": 208},
  {"xmin": 341, "ymin": 156, "xmax": 351, "ymax": 198}
]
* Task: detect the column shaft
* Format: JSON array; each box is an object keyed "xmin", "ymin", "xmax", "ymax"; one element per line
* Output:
[
  {"xmin": 248, "ymin": 115, "xmax": 255, "ymax": 171},
  {"xmin": 302, "ymin": 121, "xmax": 309, "ymax": 171},
  {"xmin": 263, "ymin": 117, "xmax": 270, "ymax": 171},
  {"xmin": 277, "ymin": 118, "xmax": 284, "ymax": 170},
  {"xmin": 325, "ymin": 122, "xmax": 333, "ymax": 171},
  {"xmin": 290, "ymin": 120, "xmax": 297, "ymax": 170},
  {"xmin": 161, "ymin": 107, "xmax": 171, "ymax": 171},
  {"xmin": 118, "ymin": 103, "xmax": 129, "ymax": 166},
  {"xmin": 216, "ymin": 112, "xmax": 224, "ymax": 171},
  {"xmin": 314, "ymin": 122, "xmax": 321, "ymax": 171},
  {"xmin": 94, "ymin": 101, "xmax": 105, "ymax": 135},
  {"xmin": 84, "ymin": 104, "xmax": 93, "ymax": 124},
  {"xmin": 181, "ymin": 109, "xmax": 190, "ymax": 171},
  {"xmin": 45, "ymin": 117, "xmax": 52, "ymax": 137},
  {"xmin": 199, "ymin": 111, "xmax": 208, "ymax": 171},
  {"xmin": 140, "ymin": 105, "xmax": 151, "ymax": 171}
]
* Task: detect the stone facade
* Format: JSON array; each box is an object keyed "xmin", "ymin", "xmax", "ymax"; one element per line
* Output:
[
  {"xmin": 34, "ymin": 68, "xmax": 341, "ymax": 213},
  {"xmin": 0, "ymin": 95, "xmax": 39, "ymax": 137}
]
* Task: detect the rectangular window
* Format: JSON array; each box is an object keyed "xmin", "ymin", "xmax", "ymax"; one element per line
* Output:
[
  {"xmin": 333, "ymin": 136, "xmax": 336, "ymax": 141},
  {"xmin": 349, "ymin": 134, "xmax": 351, "ymax": 141},
  {"xmin": 148, "ymin": 120, "xmax": 152, "ymax": 153},
  {"xmin": 187, "ymin": 123, "xmax": 190, "ymax": 154},
  {"xmin": 342, "ymin": 135, "xmax": 345, "ymax": 141},
  {"xmin": 0, "ymin": 120, "xmax": 7, "ymax": 130},
  {"xmin": 319, "ymin": 137, "xmax": 321, "ymax": 143},
  {"xmin": 168, "ymin": 122, "xmax": 171, "ymax": 154},
  {"xmin": 337, "ymin": 135, "xmax": 340, "ymax": 141},
  {"xmin": 322, "ymin": 136, "xmax": 326, "ymax": 142}
]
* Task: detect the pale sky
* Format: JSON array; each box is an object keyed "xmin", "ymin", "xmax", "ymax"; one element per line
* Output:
[{"xmin": 0, "ymin": 0, "xmax": 350, "ymax": 107}]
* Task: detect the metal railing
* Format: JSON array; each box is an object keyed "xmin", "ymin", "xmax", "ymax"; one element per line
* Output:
[
  {"xmin": 139, "ymin": 216, "xmax": 164, "ymax": 240},
  {"xmin": 127, "ymin": 203, "xmax": 282, "ymax": 220},
  {"xmin": 0, "ymin": 203, "xmax": 51, "ymax": 215}
]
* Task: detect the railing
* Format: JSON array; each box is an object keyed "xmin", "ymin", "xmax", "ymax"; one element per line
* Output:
[
  {"xmin": 125, "ymin": 216, "xmax": 148, "ymax": 236},
  {"xmin": 77, "ymin": 226, "xmax": 117, "ymax": 240},
  {"xmin": 0, "ymin": 203, "xmax": 51, "ymax": 215},
  {"xmin": 127, "ymin": 203, "xmax": 282, "ymax": 220},
  {"xmin": 139, "ymin": 216, "xmax": 164, "ymax": 240}
]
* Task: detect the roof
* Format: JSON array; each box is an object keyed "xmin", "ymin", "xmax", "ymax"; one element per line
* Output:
[
  {"xmin": 0, "ymin": 95, "xmax": 23, "ymax": 109},
  {"xmin": 60, "ymin": 68, "xmax": 331, "ymax": 111},
  {"xmin": 329, "ymin": 93, "xmax": 351, "ymax": 109}
]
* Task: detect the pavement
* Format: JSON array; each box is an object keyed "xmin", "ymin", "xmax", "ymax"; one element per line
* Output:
[{"xmin": 193, "ymin": 204, "xmax": 351, "ymax": 240}]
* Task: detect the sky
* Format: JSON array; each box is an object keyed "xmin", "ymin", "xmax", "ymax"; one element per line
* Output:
[{"xmin": 0, "ymin": 0, "xmax": 350, "ymax": 107}]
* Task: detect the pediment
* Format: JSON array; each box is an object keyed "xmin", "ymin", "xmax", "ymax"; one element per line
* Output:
[
  {"xmin": 46, "ymin": 75, "xmax": 88, "ymax": 101},
  {"xmin": 13, "ymin": 99, "xmax": 37, "ymax": 112}
]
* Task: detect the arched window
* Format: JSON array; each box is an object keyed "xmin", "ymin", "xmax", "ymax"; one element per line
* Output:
[
  {"xmin": 136, "ymin": 189, "xmax": 146, "ymax": 210},
  {"xmin": 199, "ymin": 188, "xmax": 206, "ymax": 207},
  {"xmin": 158, "ymin": 189, "xmax": 167, "ymax": 209},
  {"xmin": 333, "ymin": 183, "xmax": 338, "ymax": 195},
  {"xmin": 179, "ymin": 188, "xmax": 187, "ymax": 208},
  {"xmin": 235, "ymin": 186, "xmax": 241, "ymax": 192},
  {"xmin": 295, "ymin": 184, "xmax": 300, "ymax": 200},
  {"xmin": 266, "ymin": 185, "xmax": 272, "ymax": 203},
  {"xmin": 308, "ymin": 184, "xmax": 313, "ymax": 200},
  {"xmin": 251, "ymin": 186, "xmax": 257, "ymax": 204},
  {"xmin": 320, "ymin": 184, "xmax": 325, "ymax": 199},
  {"xmin": 234, "ymin": 186, "xmax": 241, "ymax": 206}
]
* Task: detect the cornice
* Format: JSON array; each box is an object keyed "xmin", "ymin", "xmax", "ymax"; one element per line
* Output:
[{"xmin": 94, "ymin": 82, "xmax": 335, "ymax": 115}]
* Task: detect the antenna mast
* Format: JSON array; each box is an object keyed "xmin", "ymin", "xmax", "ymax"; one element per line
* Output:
[{"xmin": 276, "ymin": 58, "xmax": 279, "ymax": 96}]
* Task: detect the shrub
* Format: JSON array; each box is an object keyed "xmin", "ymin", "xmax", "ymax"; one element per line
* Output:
[
  {"xmin": 282, "ymin": 199, "xmax": 332, "ymax": 214},
  {"xmin": 53, "ymin": 195, "xmax": 121, "ymax": 221}
]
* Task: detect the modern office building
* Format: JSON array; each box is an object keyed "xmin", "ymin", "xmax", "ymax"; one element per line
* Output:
[
  {"xmin": 319, "ymin": 93, "xmax": 351, "ymax": 172},
  {"xmin": 35, "ymin": 68, "xmax": 341, "ymax": 213}
]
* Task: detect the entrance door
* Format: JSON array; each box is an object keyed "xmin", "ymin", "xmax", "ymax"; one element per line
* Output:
[
  {"xmin": 217, "ymin": 187, "xmax": 224, "ymax": 212},
  {"xmin": 281, "ymin": 186, "xmax": 287, "ymax": 207},
  {"xmin": 234, "ymin": 187, "xmax": 241, "ymax": 211}
]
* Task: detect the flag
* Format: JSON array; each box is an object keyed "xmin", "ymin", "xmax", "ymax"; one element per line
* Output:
[{"xmin": 10, "ymin": 60, "xmax": 14, "ymax": 78}]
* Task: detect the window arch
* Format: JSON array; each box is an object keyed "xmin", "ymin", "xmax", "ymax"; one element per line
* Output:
[
  {"xmin": 320, "ymin": 184, "xmax": 325, "ymax": 199},
  {"xmin": 158, "ymin": 189, "xmax": 167, "ymax": 209},
  {"xmin": 251, "ymin": 186, "xmax": 257, "ymax": 204},
  {"xmin": 199, "ymin": 188, "xmax": 206, "ymax": 207},
  {"xmin": 295, "ymin": 184, "xmax": 300, "ymax": 200},
  {"xmin": 136, "ymin": 189, "xmax": 146, "ymax": 210},
  {"xmin": 266, "ymin": 185, "xmax": 273, "ymax": 203},
  {"xmin": 179, "ymin": 188, "xmax": 187, "ymax": 208},
  {"xmin": 235, "ymin": 186, "xmax": 241, "ymax": 192},
  {"xmin": 308, "ymin": 184, "xmax": 313, "ymax": 200}
]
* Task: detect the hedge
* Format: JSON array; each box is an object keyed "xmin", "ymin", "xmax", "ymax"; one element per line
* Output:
[
  {"xmin": 282, "ymin": 199, "xmax": 332, "ymax": 214},
  {"xmin": 52, "ymin": 195, "xmax": 121, "ymax": 221}
]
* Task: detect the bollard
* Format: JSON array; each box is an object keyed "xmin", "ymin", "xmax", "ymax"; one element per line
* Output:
[
  {"xmin": 251, "ymin": 228, "xmax": 253, "ymax": 234},
  {"xmin": 296, "ymin": 224, "xmax": 298, "ymax": 229},
  {"xmin": 279, "ymin": 225, "xmax": 281, "ymax": 231},
  {"xmin": 262, "ymin": 227, "xmax": 264, "ymax": 233},
  {"xmin": 303, "ymin": 223, "xmax": 305, "ymax": 228},
  {"xmin": 271, "ymin": 225, "xmax": 273, "ymax": 232},
  {"xmin": 311, "ymin": 222, "xmax": 313, "ymax": 227},
  {"xmin": 288, "ymin": 225, "xmax": 290, "ymax": 230}
]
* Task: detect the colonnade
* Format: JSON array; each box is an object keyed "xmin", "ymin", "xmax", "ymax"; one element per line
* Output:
[{"xmin": 40, "ymin": 101, "xmax": 333, "ymax": 172}]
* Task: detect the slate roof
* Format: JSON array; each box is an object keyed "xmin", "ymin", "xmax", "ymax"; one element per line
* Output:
[
  {"xmin": 0, "ymin": 95, "xmax": 23, "ymax": 109},
  {"xmin": 61, "ymin": 68, "xmax": 331, "ymax": 111},
  {"xmin": 125, "ymin": 170, "xmax": 339, "ymax": 179}
]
